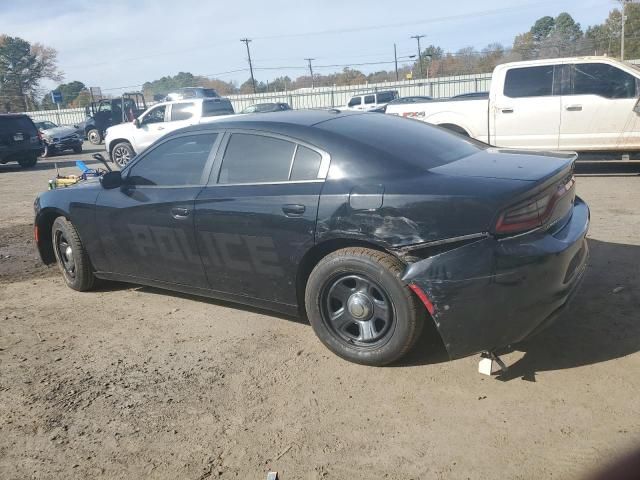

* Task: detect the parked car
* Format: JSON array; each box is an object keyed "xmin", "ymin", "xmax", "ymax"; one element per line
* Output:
[
  {"xmin": 386, "ymin": 56, "xmax": 640, "ymax": 152},
  {"xmin": 451, "ymin": 91, "xmax": 489, "ymax": 99},
  {"xmin": 166, "ymin": 87, "xmax": 219, "ymax": 101},
  {"xmin": 240, "ymin": 102, "xmax": 292, "ymax": 114},
  {"xmin": 104, "ymin": 97, "xmax": 235, "ymax": 168},
  {"xmin": 345, "ymin": 90, "xmax": 398, "ymax": 111},
  {"xmin": 34, "ymin": 110, "xmax": 589, "ymax": 366},
  {"xmin": 34, "ymin": 121, "xmax": 83, "ymax": 157},
  {"xmin": 0, "ymin": 114, "xmax": 42, "ymax": 168},
  {"xmin": 387, "ymin": 96, "xmax": 434, "ymax": 105},
  {"xmin": 372, "ymin": 95, "xmax": 434, "ymax": 113}
]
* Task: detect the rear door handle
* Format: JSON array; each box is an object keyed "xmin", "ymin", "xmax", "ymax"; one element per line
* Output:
[
  {"xmin": 282, "ymin": 204, "xmax": 305, "ymax": 216},
  {"xmin": 501, "ymin": 108, "xmax": 514, "ymax": 114},
  {"xmin": 565, "ymin": 105, "xmax": 583, "ymax": 111},
  {"xmin": 171, "ymin": 207, "xmax": 190, "ymax": 219},
  {"xmin": 157, "ymin": 126, "xmax": 165, "ymax": 130}
]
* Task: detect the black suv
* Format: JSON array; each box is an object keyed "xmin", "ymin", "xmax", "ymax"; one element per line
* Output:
[{"xmin": 0, "ymin": 114, "xmax": 43, "ymax": 168}]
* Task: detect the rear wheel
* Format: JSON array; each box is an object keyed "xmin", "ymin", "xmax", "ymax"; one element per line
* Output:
[
  {"xmin": 18, "ymin": 156, "xmax": 37, "ymax": 168},
  {"xmin": 111, "ymin": 142, "xmax": 135, "ymax": 169},
  {"xmin": 87, "ymin": 128, "xmax": 102, "ymax": 145},
  {"xmin": 305, "ymin": 247, "xmax": 424, "ymax": 366},
  {"xmin": 52, "ymin": 217, "xmax": 95, "ymax": 291}
]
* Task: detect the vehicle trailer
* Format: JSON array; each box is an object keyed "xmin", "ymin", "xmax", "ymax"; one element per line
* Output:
[{"xmin": 79, "ymin": 92, "xmax": 147, "ymax": 145}]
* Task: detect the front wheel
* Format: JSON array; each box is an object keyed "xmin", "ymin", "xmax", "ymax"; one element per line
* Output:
[
  {"xmin": 87, "ymin": 128, "xmax": 102, "ymax": 145},
  {"xmin": 111, "ymin": 142, "xmax": 135, "ymax": 169},
  {"xmin": 305, "ymin": 247, "xmax": 424, "ymax": 366},
  {"xmin": 52, "ymin": 217, "xmax": 95, "ymax": 291},
  {"xmin": 18, "ymin": 156, "xmax": 37, "ymax": 168}
]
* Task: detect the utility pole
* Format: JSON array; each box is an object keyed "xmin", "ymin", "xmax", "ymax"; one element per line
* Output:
[
  {"xmin": 411, "ymin": 34, "xmax": 425, "ymax": 78},
  {"xmin": 305, "ymin": 58, "xmax": 315, "ymax": 88},
  {"xmin": 240, "ymin": 38, "xmax": 257, "ymax": 94},
  {"xmin": 621, "ymin": 1, "xmax": 629, "ymax": 60},
  {"xmin": 394, "ymin": 44, "xmax": 399, "ymax": 81}
]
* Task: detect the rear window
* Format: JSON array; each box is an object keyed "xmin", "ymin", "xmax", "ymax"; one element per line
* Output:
[
  {"xmin": 0, "ymin": 116, "xmax": 37, "ymax": 134},
  {"xmin": 319, "ymin": 114, "xmax": 484, "ymax": 169},
  {"xmin": 504, "ymin": 65, "xmax": 555, "ymax": 98},
  {"xmin": 376, "ymin": 91, "xmax": 396, "ymax": 103},
  {"xmin": 202, "ymin": 100, "xmax": 235, "ymax": 117}
]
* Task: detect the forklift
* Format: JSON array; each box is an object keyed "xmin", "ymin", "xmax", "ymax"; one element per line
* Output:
[{"xmin": 80, "ymin": 92, "xmax": 147, "ymax": 145}]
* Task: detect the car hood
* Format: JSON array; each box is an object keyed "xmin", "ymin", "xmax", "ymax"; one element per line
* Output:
[
  {"xmin": 41, "ymin": 126, "xmax": 78, "ymax": 137},
  {"xmin": 430, "ymin": 148, "xmax": 577, "ymax": 181}
]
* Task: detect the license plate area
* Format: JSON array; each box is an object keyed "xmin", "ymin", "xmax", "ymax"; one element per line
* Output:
[{"xmin": 13, "ymin": 133, "xmax": 24, "ymax": 142}]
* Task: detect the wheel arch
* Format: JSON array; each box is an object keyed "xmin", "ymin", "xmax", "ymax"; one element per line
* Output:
[
  {"xmin": 108, "ymin": 138, "xmax": 134, "ymax": 155},
  {"xmin": 436, "ymin": 123, "xmax": 470, "ymax": 137},
  {"xmin": 35, "ymin": 207, "xmax": 68, "ymax": 264},
  {"xmin": 295, "ymin": 237, "xmax": 396, "ymax": 315}
]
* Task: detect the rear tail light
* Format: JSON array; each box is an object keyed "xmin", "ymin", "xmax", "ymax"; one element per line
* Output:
[
  {"xmin": 34, "ymin": 224, "xmax": 39, "ymax": 244},
  {"xmin": 408, "ymin": 283, "xmax": 435, "ymax": 316},
  {"xmin": 495, "ymin": 176, "xmax": 575, "ymax": 234}
]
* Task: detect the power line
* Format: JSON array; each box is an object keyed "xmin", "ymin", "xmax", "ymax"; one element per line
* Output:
[{"xmin": 240, "ymin": 38, "xmax": 257, "ymax": 94}]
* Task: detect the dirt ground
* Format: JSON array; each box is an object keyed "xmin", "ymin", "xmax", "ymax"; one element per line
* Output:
[{"xmin": 1, "ymin": 145, "xmax": 639, "ymax": 480}]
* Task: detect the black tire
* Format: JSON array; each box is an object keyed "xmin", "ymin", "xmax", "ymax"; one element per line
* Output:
[
  {"xmin": 51, "ymin": 217, "xmax": 95, "ymax": 291},
  {"xmin": 18, "ymin": 156, "xmax": 37, "ymax": 168},
  {"xmin": 305, "ymin": 247, "xmax": 424, "ymax": 366},
  {"xmin": 72, "ymin": 145, "xmax": 83, "ymax": 154},
  {"xmin": 87, "ymin": 128, "xmax": 102, "ymax": 145},
  {"xmin": 111, "ymin": 142, "xmax": 135, "ymax": 169}
]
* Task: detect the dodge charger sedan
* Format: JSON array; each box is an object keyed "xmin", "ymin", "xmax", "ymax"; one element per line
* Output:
[{"xmin": 34, "ymin": 110, "xmax": 589, "ymax": 366}]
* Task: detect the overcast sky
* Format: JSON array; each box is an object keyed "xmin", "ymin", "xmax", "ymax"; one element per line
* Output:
[{"xmin": 0, "ymin": 0, "xmax": 618, "ymax": 94}]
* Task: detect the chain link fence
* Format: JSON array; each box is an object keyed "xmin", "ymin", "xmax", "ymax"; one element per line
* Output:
[{"xmin": 20, "ymin": 72, "xmax": 492, "ymax": 125}]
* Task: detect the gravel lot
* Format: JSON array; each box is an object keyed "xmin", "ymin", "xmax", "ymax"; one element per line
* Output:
[{"xmin": 1, "ymin": 144, "xmax": 639, "ymax": 479}]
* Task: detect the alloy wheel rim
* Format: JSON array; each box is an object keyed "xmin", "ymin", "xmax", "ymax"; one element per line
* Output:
[
  {"xmin": 113, "ymin": 146, "xmax": 130, "ymax": 167},
  {"xmin": 322, "ymin": 274, "xmax": 394, "ymax": 347}
]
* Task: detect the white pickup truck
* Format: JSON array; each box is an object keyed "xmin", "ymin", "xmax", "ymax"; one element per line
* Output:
[
  {"xmin": 386, "ymin": 56, "xmax": 640, "ymax": 152},
  {"xmin": 105, "ymin": 97, "xmax": 235, "ymax": 167}
]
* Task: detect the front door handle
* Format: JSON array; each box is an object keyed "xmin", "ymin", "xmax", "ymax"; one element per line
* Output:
[
  {"xmin": 501, "ymin": 108, "xmax": 514, "ymax": 114},
  {"xmin": 565, "ymin": 104, "xmax": 583, "ymax": 111},
  {"xmin": 171, "ymin": 207, "xmax": 190, "ymax": 219},
  {"xmin": 282, "ymin": 204, "xmax": 305, "ymax": 216},
  {"xmin": 157, "ymin": 126, "xmax": 165, "ymax": 130}
]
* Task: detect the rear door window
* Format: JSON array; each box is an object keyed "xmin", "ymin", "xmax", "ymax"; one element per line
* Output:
[
  {"xmin": 218, "ymin": 133, "xmax": 296, "ymax": 184},
  {"xmin": 170, "ymin": 102, "xmax": 196, "ymax": 121},
  {"xmin": 203, "ymin": 100, "xmax": 234, "ymax": 116},
  {"xmin": 504, "ymin": 65, "xmax": 556, "ymax": 98},
  {"xmin": 570, "ymin": 63, "xmax": 636, "ymax": 99},
  {"xmin": 376, "ymin": 91, "xmax": 396, "ymax": 103},
  {"xmin": 364, "ymin": 95, "xmax": 375, "ymax": 104},
  {"xmin": 0, "ymin": 116, "xmax": 37, "ymax": 134}
]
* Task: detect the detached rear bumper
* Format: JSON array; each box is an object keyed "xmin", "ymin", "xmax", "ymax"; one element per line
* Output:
[{"xmin": 402, "ymin": 196, "xmax": 590, "ymax": 359}]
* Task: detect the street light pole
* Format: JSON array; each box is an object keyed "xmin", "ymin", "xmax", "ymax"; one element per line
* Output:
[
  {"xmin": 240, "ymin": 38, "xmax": 257, "ymax": 94},
  {"xmin": 411, "ymin": 34, "xmax": 425, "ymax": 78},
  {"xmin": 305, "ymin": 58, "xmax": 315, "ymax": 89}
]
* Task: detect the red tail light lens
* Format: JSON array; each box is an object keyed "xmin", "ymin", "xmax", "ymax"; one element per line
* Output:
[{"xmin": 496, "ymin": 176, "xmax": 575, "ymax": 234}]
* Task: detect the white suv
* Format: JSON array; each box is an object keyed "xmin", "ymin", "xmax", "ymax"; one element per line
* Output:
[
  {"xmin": 105, "ymin": 98, "xmax": 234, "ymax": 168},
  {"xmin": 345, "ymin": 90, "xmax": 398, "ymax": 111}
]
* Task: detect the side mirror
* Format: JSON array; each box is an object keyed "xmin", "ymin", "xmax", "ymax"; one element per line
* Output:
[
  {"xmin": 100, "ymin": 171, "xmax": 123, "ymax": 189},
  {"xmin": 133, "ymin": 118, "xmax": 141, "ymax": 128}
]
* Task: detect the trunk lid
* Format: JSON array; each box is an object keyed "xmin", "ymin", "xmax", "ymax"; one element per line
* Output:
[{"xmin": 430, "ymin": 148, "xmax": 576, "ymax": 182}]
